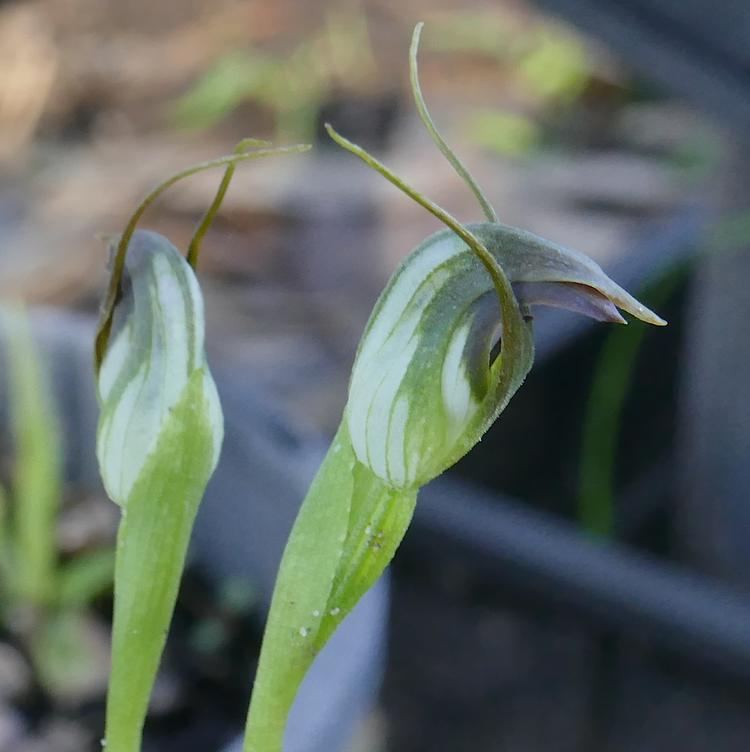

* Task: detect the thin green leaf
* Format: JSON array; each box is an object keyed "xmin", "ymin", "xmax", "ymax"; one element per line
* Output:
[
  {"xmin": 0, "ymin": 482, "xmax": 13, "ymax": 590},
  {"xmin": 1, "ymin": 308, "xmax": 62, "ymax": 606},
  {"xmin": 578, "ymin": 266, "xmax": 684, "ymax": 537}
]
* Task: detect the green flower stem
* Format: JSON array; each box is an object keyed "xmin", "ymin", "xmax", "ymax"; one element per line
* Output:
[
  {"xmin": 104, "ymin": 371, "xmax": 216, "ymax": 752},
  {"xmin": 314, "ymin": 461, "xmax": 416, "ymax": 650},
  {"xmin": 243, "ymin": 423, "xmax": 416, "ymax": 752}
]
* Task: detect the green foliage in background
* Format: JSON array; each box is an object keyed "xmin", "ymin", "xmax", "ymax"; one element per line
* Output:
[
  {"xmin": 171, "ymin": 4, "xmax": 375, "ymax": 139},
  {"xmin": 427, "ymin": 8, "xmax": 590, "ymax": 158},
  {"xmin": 578, "ymin": 269, "xmax": 684, "ymax": 537},
  {"xmin": 428, "ymin": 9, "xmax": 590, "ymax": 104},
  {"xmin": 0, "ymin": 308, "xmax": 115, "ymax": 700},
  {"xmin": 172, "ymin": 5, "xmax": 590, "ymax": 153},
  {"xmin": 578, "ymin": 208, "xmax": 750, "ymax": 538},
  {"xmin": 465, "ymin": 109, "xmax": 539, "ymax": 158}
]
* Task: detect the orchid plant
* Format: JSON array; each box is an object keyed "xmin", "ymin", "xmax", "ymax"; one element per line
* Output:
[
  {"xmin": 241, "ymin": 23, "xmax": 665, "ymax": 752},
  {"xmin": 93, "ymin": 139, "xmax": 309, "ymax": 752},
  {"xmin": 91, "ymin": 21, "xmax": 664, "ymax": 752}
]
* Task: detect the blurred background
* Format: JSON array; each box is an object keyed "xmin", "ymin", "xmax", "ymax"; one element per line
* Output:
[{"xmin": 1, "ymin": 0, "xmax": 750, "ymax": 750}]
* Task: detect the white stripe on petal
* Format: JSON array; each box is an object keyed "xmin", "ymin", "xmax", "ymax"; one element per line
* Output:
[
  {"xmin": 385, "ymin": 394, "xmax": 411, "ymax": 487},
  {"xmin": 356, "ymin": 233, "xmax": 460, "ymax": 365},
  {"xmin": 441, "ymin": 321, "xmax": 478, "ymax": 441},
  {"xmin": 98, "ymin": 325, "xmax": 131, "ymax": 402}
]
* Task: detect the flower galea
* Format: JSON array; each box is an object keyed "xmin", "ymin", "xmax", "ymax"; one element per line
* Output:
[
  {"xmin": 346, "ymin": 221, "xmax": 664, "ymax": 490},
  {"xmin": 96, "ymin": 230, "xmax": 223, "ymax": 505}
]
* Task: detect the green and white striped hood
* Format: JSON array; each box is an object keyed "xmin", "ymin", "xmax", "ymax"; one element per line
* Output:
[
  {"xmin": 346, "ymin": 221, "xmax": 664, "ymax": 490},
  {"xmin": 96, "ymin": 230, "xmax": 223, "ymax": 505}
]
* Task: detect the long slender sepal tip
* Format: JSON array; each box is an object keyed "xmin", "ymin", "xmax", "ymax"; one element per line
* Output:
[{"xmin": 408, "ymin": 22, "xmax": 498, "ymax": 223}]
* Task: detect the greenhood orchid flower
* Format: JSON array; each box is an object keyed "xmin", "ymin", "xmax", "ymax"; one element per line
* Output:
[
  {"xmin": 97, "ymin": 230, "xmax": 224, "ymax": 752},
  {"xmin": 97, "ymin": 230, "xmax": 223, "ymax": 505},
  {"xmin": 346, "ymin": 221, "xmax": 664, "ymax": 490},
  {"xmin": 93, "ymin": 140, "xmax": 309, "ymax": 752},
  {"xmin": 242, "ymin": 24, "xmax": 664, "ymax": 752}
]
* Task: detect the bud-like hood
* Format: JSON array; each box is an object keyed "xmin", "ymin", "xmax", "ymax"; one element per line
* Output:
[{"xmin": 96, "ymin": 230, "xmax": 223, "ymax": 505}]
